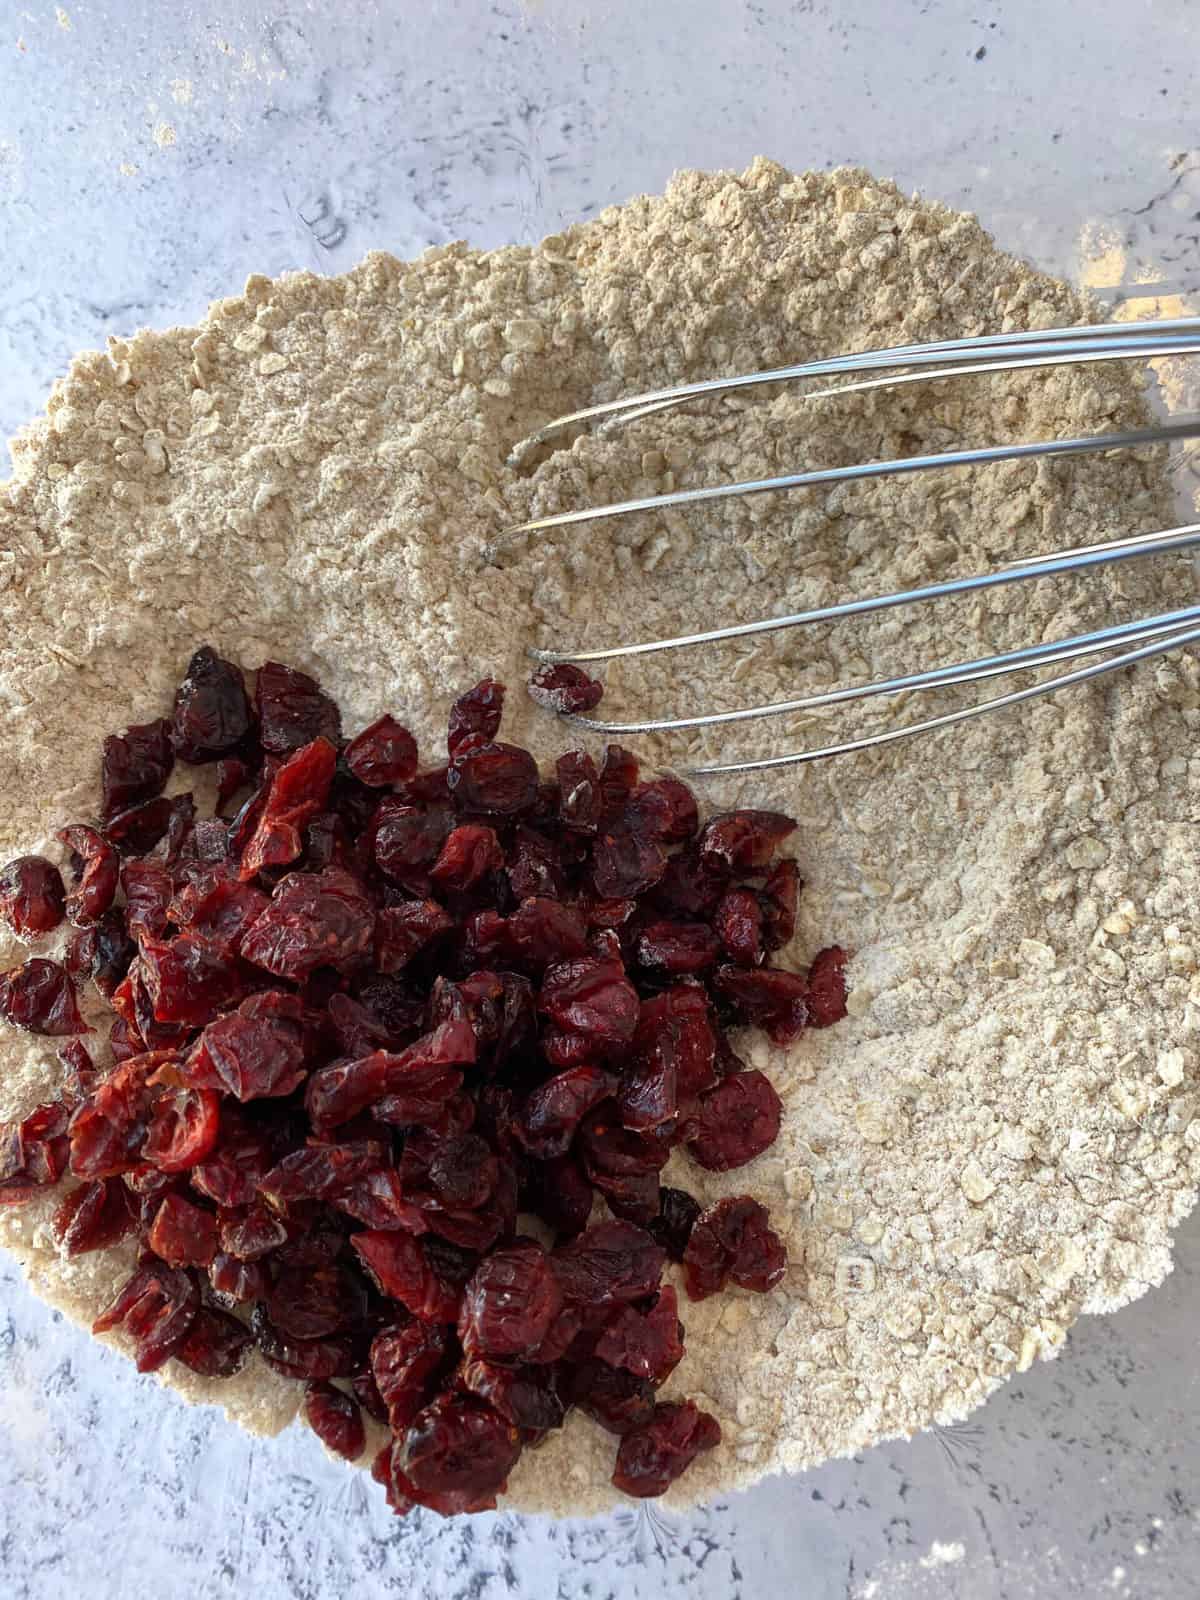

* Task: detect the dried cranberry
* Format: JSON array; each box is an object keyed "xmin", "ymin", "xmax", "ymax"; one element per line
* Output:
[
  {"xmin": 190, "ymin": 1105, "xmax": 275, "ymax": 1207},
  {"xmin": 0, "ymin": 958, "xmax": 90, "ymax": 1037},
  {"xmin": 57, "ymin": 825, "xmax": 119, "ymax": 927},
  {"xmin": 447, "ymin": 742, "xmax": 539, "ymax": 816},
  {"xmin": 611, "ymin": 1401, "xmax": 721, "ymax": 1497},
  {"xmin": 597, "ymin": 745, "xmax": 639, "ymax": 822},
  {"xmin": 0, "ymin": 855, "xmax": 65, "ymax": 937},
  {"xmin": 447, "ymin": 678, "xmax": 505, "ymax": 757},
  {"xmin": 698, "ymin": 809, "xmax": 796, "ymax": 870},
  {"xmin": 215, "ymin": 758, "xmax": 254, "ymax": 813},
  {"xmin": 634, "ymin": 920, "xmax": 721, "ymax": 975},
  {"xmin": 527, "ymin": 662, "xmax": 604, "ymax": 715},
  {"xmin": 58, "ymin": 1037, "xmax": 98, "ymax": 1099},
  {"xmin": 168, "ymin": 867, "xmax": 268, "ymax": 953},
  {"xmin": 258, "ymin": 1140, "xmax": 385, "ymax": 1207},
  {"xmin": 556, "ymin": 750, "xmax": 601, "ymax": 833},
  {"xmin": 172, "ymin": 646, "xmax": 254, "ymax": 762},
  {"xmin": 374, "ymin": 900, "xmax": 454, "ymax": 973},
  {"xmin": 240, "ymin": 868, "xmax": 375, "ymax": 981},
  {"xmin": 207, "ymin": 1252, "xmax": 270, "ymax": 1306},
  {"xmin": 304, "ymin": 1381, "xmax": 366, "ymax": 1459},
  {"xmin": 239, "ymin": 736, "xmax": 337, "ymax": 880},
  {"xmin": 688, "ymin": 1070, "xmax": 782, "ymax": 1171},
  {"xmin": 594, "ymin": 1285, "xmax": 683, "ymax": 1384},
  {"xmin": 539, "ymin": 956, "xmax": 639, "ymax": 1045},
  {"xmin": 251, "ymin": 1306, "xmax": 359, "ymax": 1381},
  {"xmin": 268, "ymin": 1259, "xmax": 367, "ymax": 1340},
  {"xmin": 255, "ymin": 660, "xmax": 342, "ymax": 755},
  {"xmin": 459, "ymin": 1360, "xmax": 566, "ymax": 1432},
  {"xmin": 527, "ymin": 1151, "xmax": 594, "ymax": 1238},
  {"xmin": 93, "ymin": 1261, "xmax": 199, "ymax": 1372},
  {"xmin": 100, "ymin": 718, "xmax": 174, "ymax": 821},
  {"xmin": 570, "ymin": 1360, "xmax": 657, "ymax": 1435},
  {"xmin": 392, "ymin": 1393, "xmax": 522, "ymax": 1517},
  {"xmin": 647, "ymin": 1187, "xmax": 702, "ymax": 1263},
  {"xmin": 344, "ymin": 715, "xmax": 419, "ymax": 787},
  {"xmin": 652, "ymin": 847, "xmax": 729, "ymax": 918},
  {"xmin": 352, "ymin": 1230, "xmax": 469, "ymax": 1323},
  {"xmin": 307, "ymin": 1020, "xmax": 474, "ymax": 1131},
  {"xmin": 712, "ymin": 963, "xmax": 810, "ymax": 1045},
  {"xmin": 714, "ymin": 887, "xmax": 764, "ymax": 965},
  {"xmin": 372, "ymin": 1320, "xmax": 450, "ymax": 1430},
  {"xmin": 508, "ymin": 897, "xmax": 589, "ymax": 970},
  {"xmin": 807, "ymin": 945, "xmax": 849, "ymax": 1026},
  {"xmin": 579, "ymin": 1111, "xmax": 668, "ymax": 1224},
  {"xmin": 218, "ymin": 1201, "xmax": 290, "ymax": 1260},
  {"xmin": 148, "ymin": 1192, "xmax": 218, "ymax": 1268},
  {"xmin": 759, "ymin": 858, "xmax": 801, "ymax": 950},
  {"xmin": 121, "ymin": 859, "xmax": 174, "ymax": 946},
  {"xmin": 552, "ymin": 1219, "xmax": 665, "ymax": 1312},
  {"xmin": 104, "ymin": 796, "xmax": 177, "ymax": 856},
  {"xmin": 175, "ymin": 1306, "xmax": 253, "ymax": 1378},
  {"xmin": 683, "ymin": 1196, "xmax": 787, "ymax": 1300},
  {"xmin": 0, "ymin": 1101, "xmax": 71, "ymax": 1203},
  {"xmin": 593, "ymin": 826, "xmax": 667, "ymax": 899},
  {"xmin": 371, "ymin": 800, "xmax": 453, "ymax": 884},
  {"xmin": 625, "ymin": 778, "xmax": 699, "ymax": 844},
  {"xmin": 428, "ymin": 824, "xmax": 504, "ymax": 892},
  {"xmin": 516, "ymin": 1065, "xmax": 615, "ymax": 1159},
  {"xmin": 138, "ymin": 932, "xmax": 249, "ymax": 1027},
  {"xmin": 458, "ymin": 1239, "xmax": 563, "ymax": 1361},
  {"xmin": 142, "ymin": 1083, "xmax": 221, "ymax": 1171}
]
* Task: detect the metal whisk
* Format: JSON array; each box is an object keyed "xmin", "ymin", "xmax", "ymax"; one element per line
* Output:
[{"xmin": 493, "ymin": 317, "xmax": 1200, "ymax": 776}]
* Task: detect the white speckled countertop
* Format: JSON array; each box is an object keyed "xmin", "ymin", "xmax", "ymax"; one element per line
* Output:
[{"xmin": 2, "ymin": 2, "xmax": 1199, "ymax": 1595}]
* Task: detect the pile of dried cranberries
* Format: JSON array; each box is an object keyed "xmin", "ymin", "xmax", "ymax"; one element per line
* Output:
[{"xmin": 0, "ymin": 648, "xmax": 847, "ymax": 1513}]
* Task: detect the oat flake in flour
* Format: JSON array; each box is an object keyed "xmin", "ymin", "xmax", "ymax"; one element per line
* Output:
[{"xmin": 2, "ymin": 158, "xmax": 1198, "ymax": 1516}]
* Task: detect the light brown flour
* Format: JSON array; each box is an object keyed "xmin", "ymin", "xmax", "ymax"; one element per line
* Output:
[{"xmin": 2, "ymin": 159, "xmax": 1199, "ymax": 1516}]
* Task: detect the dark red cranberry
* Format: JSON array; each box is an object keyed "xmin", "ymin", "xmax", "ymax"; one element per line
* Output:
[
  {"xmin": 175, "ymin": 1307, "xmax": 253, "ymax": 1378},
  {"xmin": 683, "ymin": 1196, "xmax": 787, "ymax": 1300},
  {"xmin": 372, "ymin": 1321, "xmax": 451, "ymax": 1430},
  {"xmin": 458, "ymin": 1239, "xmax": 563, "ymax": 1361},
  {"xmin": 57, "ymin": 825, "xmax": 119, "ymax": 927},
  {"xmin": 698, "ymin": 809, "xmax": 796, "ymax": 870},
  {"xmin": 100, "ymin": 718, "xmax": 174, "ymax": 821},
  {"xmin": 527, "ymin": 662, "xmax": 604, "ymax": 715},
  {"xmin": 172, "ymin": 646, "xmax": 254, "ymax": 762},
  {"xmin": 52, "ymin": 1178, "xmax": 134, "ymax": 1254},
  {"xmin": 556, "ymin": 749, "xmax": 601, "ymax": 833},
  {"xmin": 304, "ymin": 1381, "xmax": 366, "ymax": 1460},
  {"xmin": 147, "ymin": 1191, "xmax": 218, "ymax": 1268},
  {"xmin": 255, "ymin": 660, "xmax": 342, "ymax": 755},
  {"xmin": 688, "ymin": 1070, "xmax": 782, "ymax": 1171},
  {"xmin": 0, "ymin": 855, "xmax": 66, "ymax": 937},
  {"xmin": 647, "ymin": 1186, "xmax": 702, "ymax": 1262},
  {"xmin": 0, "ymin": 958, "xmax": 90, "ymax": 1036},
  {"xmin": 611, "ymin": 1401, "xmax": 721, "ymax": 1496},
  {"xmin": 392, "ymin": 1393, "xmax": 522, "ymax": 1516},
  {"xmin": 240, "ymin": 868, "xmax": 375, "ymax": 981},
  {"xmin": 760, "ymin": 857, "xmax": 801, "ymax": 950},
  {"xmin": 344, "ymin": 715, "xmax": 419, "ymax": 787},
  {"xmin": 807, "ymin": 945, "xmax": 849, "ymax": 1026},
  {"xmin": 446, "ymin": 743, "xmax": 539, "ymax": 816},
  {"xmin": 92, "ymin": 1261, "xmax": 199, "ymax": 1372},
  {"xmin": 447, "ymin": 679, "xmax": 505, "ymax": 757}
]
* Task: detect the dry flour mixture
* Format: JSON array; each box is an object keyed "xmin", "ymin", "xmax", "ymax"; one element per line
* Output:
[{"xmin": 1, "ymin": 159, "xmax": 1198, "ymax": 1515}]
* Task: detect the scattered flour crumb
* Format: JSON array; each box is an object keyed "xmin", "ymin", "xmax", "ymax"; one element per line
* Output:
[
  {"xmin": 152, "ymin": 122, "xmax": 176, "ymax": 149},
  {"xmin": 919, "ymin": 1541, "xmax": 966, "ymax": 1569},
  {"xmin": 117, "ymin": 162, "xmax": 138, "ymax": 178},
  {"xmin": 55, "ymin": 7, "xmax": 71, "ymax": 29},
  {"xmin": 169, "ymin": 78, "xmax": 193, "ymax": 106}
]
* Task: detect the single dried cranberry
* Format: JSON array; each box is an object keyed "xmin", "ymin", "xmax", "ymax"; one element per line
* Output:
[
  {"xmin": 597, "ymin": 745, "xmax": 639, "ymax": 822},
  {"xmin": 57, "ymin": 825, "xmax": 119, "ymax": 927},
  {"xmin": 374, "ymin": 900, "xmax": 455, "ymax": 973},
  {"xmin": 240, "ymin": 867, "xmax": 375, "ymax": 981},
  {"xmin": 712, "ymin": 963, "xmax": 810, "ymax": 1045},
  {"xmin": 304, "ymin": 1381, "xmax": 366, "ymax": 1459},
  {"xmin": 371, "ymin": 1320, "xmax": 450, "ymax": 1430},
  {"xmin": 556, "ymin": 749, "xmax": 601, "ymax": 833},
  {"xmin": 353, "ymin": 1230, "xmax": 471, "ymax": 1323},
  {"xmin": 683, "ymin": 1195, "xmax": 787, "ymax": 1299},
  {"xmin": 168, "ymin": 867, "xmax": 269, "ymax": 953},
  {"xmin": 0, "ymin": 958, "xmax": 90, "ymax": 1036},
  {"xmin": 595, "ymin": 1285, "xmax": 683, "ymax": 1384},
  {"xmin": 508, "ymin": 897, "xmax": 589, "ymax": 970},
  {"xmin": 579, "ymin": 1111, "xmax": 668, "ymax": 1223},
  {"xmin": 592, "ymin": 826, "xmax": 667, "ymax": 899},
  {"xmin": 426, "ymin": 1132, "xmax": 498, "ymax": 1210},
  {"xmin": 611, "ymin": 1401, "xmax": 721, "ymax": 1497},
  {"xmin": 0, "ymin": 855, "xmax": 66, "ymax": 937},
  {"xmin": 458, "ymin": 1239, "xmax": 563, "ymax": 1361},
  {"xmin": 758, "ymin": 858, "xmax": 801, "ymax": 951},
  {"xmin": 190, "ymin": 1106, "xmax": 275, "ymax": 1207},
  {"xmin": 215, "ymin": 758, "xmax": 254, "ymax": 814},
  {"xmin": 539, "ymin": 956, "xmax": 639, "ymax": 1045},
  {"xmin": 807, "ymin": 944, "xmax": 849, "ymax": 1026},
  {"xmin": 505, "ymin": 826, "xmax": 567, "ymax": 901},
  {"xmin": 459, "ymin": 1360, "xmax": 566, "ymax": 1432},
  {"xmin": 570, "ymin": 1361, "xmax": 657, "ymax": 1435},
  {"xmin": 175, "ymin": 1306, "xmax": 253, "ymax": 1378},
  {"xmin": 698, "ymin": 809, "xmax": 796, "ymax": 870},
  {"xmin": 652, "ymin": 847, "xmax": 729, "ymax": 918},
  {"xmin": 307, "ymin": 1020, "xmax": 474, "ymax": 1131},
  {"xmin": 527, "ymin": 1152, "xmax": 594, "ymax": 1238},
  {"xmin": 634, "ymin": 920, "xmax": 721, "ymax": 975},
  {"xmin": 343, "ymin": 714, "xmax": 419, "ymax": 787},
  {"xmin": 0, "ymin": 1101, "xmax": 71, "ymax": 1202},
  {"xmin": 138, "ymin": 932, "xmax": 248, "ymax": 1027},
  {"xmin": 207, "ymin": 1252, "xmax": 270, "ymax": 1306},
  {"xmin": 142, "ymin": 1083, "xmax": 220, "ymax": 1171},
  {"xmin": 104, "ymin": 796, "xmax": 177, "ymax": 856},
  {"xmin": 251, "ymin": 1306, "xmax": 359, "ymax": 1381},
  {"xmin": 688, "ymin": 1070, "xmax": 782, "ymax": 1171},
  {"xmin": 393, "ymin": 1393, "xmax": 522, "ymax": 1516},
  {"xmin": 429, "ymin": 824, "xmax": 504, "ymax": 892},
  {"xmin": 447, "ymin": 742, "xmax": 539, "ymax": 816},
  {"xmin": 100, "ymin": 718, "xmax": 174, "ymax": 821},
  {"xmin": 172, "ymin": 646, "xmax": 254, "ymax": 762},
  {"xmin": 447, "ymin": 678, "xmax": 505, "ymax": 757},
  {"xmin": 714, "ymin": 887, "xmax": 764, "ymax": 965},
  {"xmin": 239, "ymin": 736, "xmax": 338, "ymax": 880},
  {"xmin": 516, "ymin": 1065, "xmax": 615, "ymax": 1159},
  {"xmin": 255, "ymin": 660, "xmax": 342, "ymax": 755},
  {"xmin": 624, "ymin": 778, "xmax": 699, "ymax": 844},
  {"xmin": 121, "ymin": 859, "xmax": 174, "ymax": 945},
  {"xmin": 218, "ymin": 1200, "xmax": 290, "ymax": 1260},
  {"xmin": 68, "ymin": 908, "xmax": 137, "ymax": 999},
  {"xmin": 148, "ymin": 1192, "xmax": 218, "ymax": 1268},
  {"xmin": 353, "ymin": 1370, "xmax": 391, "ymax": 1424},
  {"xmin": 268, "ymin": 1260, "xmax": 368, "ymax": 1341},
  {"xmin": 52, "ymin": 1178, "xmax": 134, "ymax": 1254},
  {"xmin": 552, "ymin": 1220, "xmax": 666, "ymax": 1312},
  {"xmin": 527, "ymin": 662, "xmax": 604, "ymax": 715},
  {"xmin": 93, "ymin": 1261, "xmax": 199, "ymax": 1372},
  {"xmin": 648, "ymin": 1186, "xmax": 702, "ymax": 1263},
  {"xmin": 371, "ymin": 799, "xmax": 453, "ymax": 885},
  {"xmin": 58, "ymin": 1037, "xmax": 98, "ymax": 1099}
]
